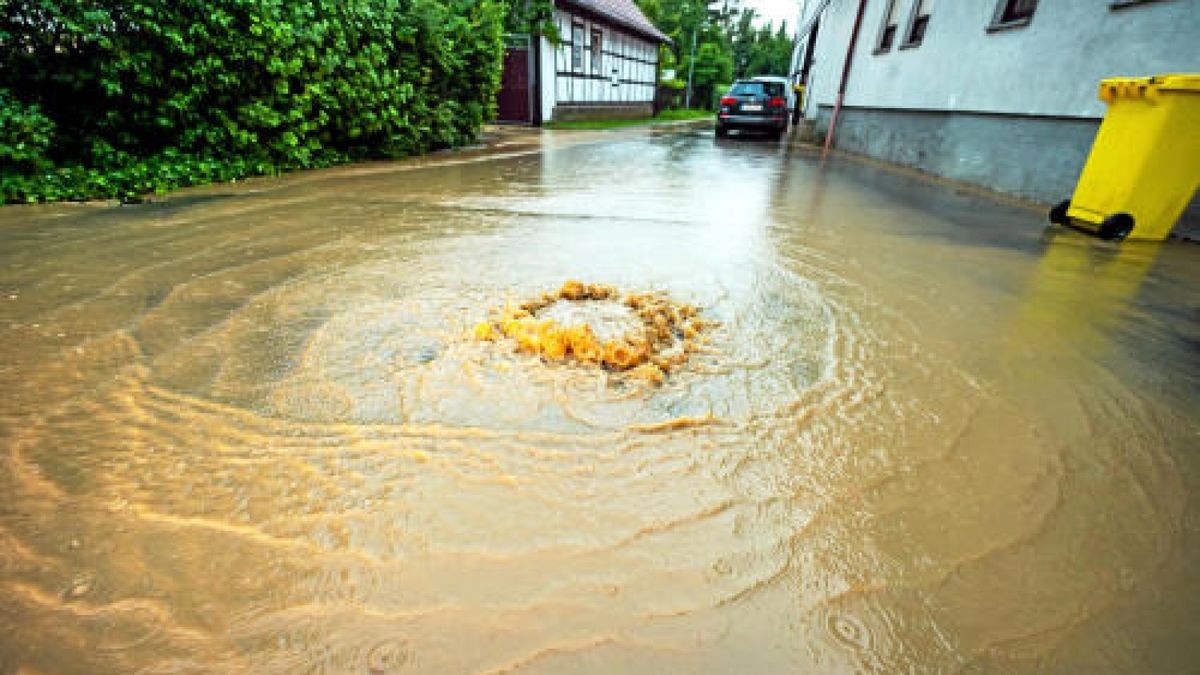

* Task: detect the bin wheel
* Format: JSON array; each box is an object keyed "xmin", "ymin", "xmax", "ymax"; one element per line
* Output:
[
  {"xmin": 1049, "ymin": 199, "xmax": 1071, "ymax": 226},
  {"xmin": 1098, "ymin": 213, "xmax": 1135, "ymax": 241}
]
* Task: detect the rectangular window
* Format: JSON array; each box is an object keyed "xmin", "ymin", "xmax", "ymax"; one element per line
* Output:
[
  {"xmin": 989, "ymin": 0, "xmax": 1037, "ymax": 31},
  {"xmin": 875, "ymin": 0, "xmax": 905, "ymax": 52},
  {"xmin": 902, "ymin": 0, "xmax": 932, "ymax": 46},
  {"xmin": 572, "ymin": 23, "xmax": 584, "ymax": 71},
  {"xmin": 591, "ymin": 29, "xmax": 603, "ymax": 73},
  {"xmin": 729, "ymin": 81, "xmax": 784, "ymax": 97}
]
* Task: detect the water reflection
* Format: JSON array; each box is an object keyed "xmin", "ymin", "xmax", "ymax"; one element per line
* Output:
[{"xmin": 1012, "ymin": 230, "xmax": 1162, "ymax": 353}]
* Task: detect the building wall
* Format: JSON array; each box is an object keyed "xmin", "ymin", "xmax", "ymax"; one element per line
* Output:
[
  {"xmin": 795, "ymin": 0, "xmax": 1199, "ymax": 203},
  {"xmin": 815, "ymin": 106, "xmax": 1102, "ymax": 202},
  {"xmin": 804, "ymin": 0, "xmax": 1197, "ymax": 118},
  {"xmin": 540, "ymin": 34, "xmax": 557, "ymax": 123},
  {"xmin": 541, "ymin": 8, "xmax": 659, "ymax": 121}
]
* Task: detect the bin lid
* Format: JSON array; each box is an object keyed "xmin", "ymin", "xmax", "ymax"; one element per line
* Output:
[{"xmin": 1099, "ymin": 74, "xmax": 1200, "ymax": 101}]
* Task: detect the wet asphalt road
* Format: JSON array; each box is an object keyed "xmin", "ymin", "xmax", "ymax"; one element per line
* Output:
[{"xmin": 1, "ymin": 123, "xmax": 1198, "ymax": 673}]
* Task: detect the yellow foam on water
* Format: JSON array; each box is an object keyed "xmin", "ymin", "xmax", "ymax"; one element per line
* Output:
[
  {"xmin": 473, "ymin": 322, "xmax": 496, "ymax": 341},
  {"xmin": 474, "ymin": 280, "xmax": 712, "ymax": 384}
]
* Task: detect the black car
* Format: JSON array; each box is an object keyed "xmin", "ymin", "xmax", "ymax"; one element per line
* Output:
[{"xmin": 715, "ymin": 80, "xmax": 789, "ymax": 140}]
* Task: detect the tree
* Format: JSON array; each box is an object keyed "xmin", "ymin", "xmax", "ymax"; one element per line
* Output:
[
  {"xmin": 636, "ymin": 0, "xmax": 795, "ymax": 107},
  {"xmin": 689, "ymin": 39, "xmax": 733, "ymax": 109},
  {"xmin": 730, "ymin": 8, "xmax": 758, "ymax": 79},
  {"xmin": 743, "ymin": 20, "xmax": 793, "ymax": 77},
  {"xmin": 505, "ymin": 0, "xmax": 559, "ymax": 41},
  {"xmin": 636, "ymin": 0, "xmax": 738, "ymax": 109}
]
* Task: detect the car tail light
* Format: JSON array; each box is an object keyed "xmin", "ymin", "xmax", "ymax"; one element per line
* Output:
[
  {"xmin": 769, "ymin": 97, "xmax": 786, "ymax": 107},
  {"xmin": 720, "ymin": 96, "xmax": 737, "ymax": 106}
]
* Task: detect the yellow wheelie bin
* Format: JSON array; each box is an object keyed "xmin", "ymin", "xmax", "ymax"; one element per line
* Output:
[{"xmin": 1049, "ymin": 74, "xmax": 1200, "ymax": 241}]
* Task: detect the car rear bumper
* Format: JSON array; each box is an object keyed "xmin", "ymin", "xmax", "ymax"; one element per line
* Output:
[{"xmin": 716, "ymin": 114, "xmax": 787, "ymax": 131}]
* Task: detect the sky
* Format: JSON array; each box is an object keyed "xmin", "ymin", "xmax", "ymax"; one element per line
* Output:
[{"xmin": 740, "ymin": 0, "xmax": 801, "ymax": 33}]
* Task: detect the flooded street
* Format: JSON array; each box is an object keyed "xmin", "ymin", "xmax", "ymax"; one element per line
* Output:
[{"xmin": 1, "ymin": 126, "xmax": 1198, "ymax": 673}]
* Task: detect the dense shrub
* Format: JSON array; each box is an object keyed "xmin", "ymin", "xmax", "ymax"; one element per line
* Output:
[
  {"xmin": 0, "ymin": 0, "xmax": 506, "ymax": 203},
  {"xmin": 0, "ymin": 91, "xmax": 52, "ymax": 168},
  {"xmin": 505, "ymin": 0, "xmax": 558, "ymax": 41}
]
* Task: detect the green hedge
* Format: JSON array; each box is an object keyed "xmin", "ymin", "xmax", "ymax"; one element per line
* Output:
[{"xmin": 0, "ymin": 0, "xmax": 506, "ymax": 203}]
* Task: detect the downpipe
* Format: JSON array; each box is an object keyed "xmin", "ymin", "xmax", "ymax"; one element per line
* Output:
[{"xmin": 823, "ymin": 0, "xmax": 869, "ymax": 157}]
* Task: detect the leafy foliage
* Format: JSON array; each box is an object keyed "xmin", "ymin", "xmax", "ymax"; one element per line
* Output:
[
  {"xmin": 636, "ymin": 0, "xmax": 793, "ymax": 110},
  {"xmin": 691, "ymin": 41, "xmax": 733, "ymax": 106},
  {"xmin": 0, "ymin": 90, "xmax": 53, "ymax": 170},
  {"xmin": 733, "ymin": 18, "xmax": 793, "ymax": 79},
  {"xmin": 505, "ymin": 0, "xmax": 559, "ymax": 42},
  {"xmin": 0, "ymin": 0, "xmax": 506, "ymax": 203}
]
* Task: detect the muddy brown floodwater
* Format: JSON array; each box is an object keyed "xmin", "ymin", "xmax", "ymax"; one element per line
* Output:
[{"xmin": 1, "ymin": 126, "xmax": 1198, "ymax": 674}]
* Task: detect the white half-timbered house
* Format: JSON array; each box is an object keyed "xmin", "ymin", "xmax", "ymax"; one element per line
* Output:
[{"xmin": 496, "ymin": 0, "xmax": 670, "ymax": 125}]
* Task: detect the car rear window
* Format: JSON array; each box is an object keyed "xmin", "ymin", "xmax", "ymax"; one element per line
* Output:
[{"xmin": 729, "ymin": 81, "xmax": 784, "ymax": 97}]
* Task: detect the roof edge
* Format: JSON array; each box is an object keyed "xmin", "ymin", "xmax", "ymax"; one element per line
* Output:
[{"xmin": 557, "ymin": 0, "xmax": 673, "ymax": 45}]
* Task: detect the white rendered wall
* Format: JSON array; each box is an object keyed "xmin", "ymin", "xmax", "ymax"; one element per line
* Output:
[
  {"xmin": 550, "ymin": 8, "xmax": 658, "ymax": 106},
  {"xmin": 798, "ymin": 0, "xmax": 1199, "ymax": 120},
  {"xmin": 540, "ymin": 34, "xmax": 557, "ymax": 122}
]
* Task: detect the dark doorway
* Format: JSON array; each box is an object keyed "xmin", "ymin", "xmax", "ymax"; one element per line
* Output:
[
  {"xmin": 497, "ymin": 41, "xmax": 533, "ymax": 124},
  {"xmin": 801, "ymin": 19, "xmax": 819, "ymax": 85}
]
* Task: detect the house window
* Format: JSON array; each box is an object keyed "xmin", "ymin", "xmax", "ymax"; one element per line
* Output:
[
  {"xmin": 572, "ymin": 23, "xmax": 584, "ymax": 71},
  {"xmin": 902, "ymin": 0, "xmax": 932, "ymax": 47},
  {"xmin": 875, "ymin": 0, "xmax": 905, "ymax": 53},
  {"xmin": 988, "ymin": 0, "xmax": 1037, "ymax": 31},
  {"xmin": 591, "ymin": 29, "xmax": 603, "ymax": 73}
]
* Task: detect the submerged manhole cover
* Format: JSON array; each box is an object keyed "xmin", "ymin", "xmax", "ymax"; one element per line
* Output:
[{"xmin": 473, "ymin": 280, "xmax": 712, "ymax": 384}]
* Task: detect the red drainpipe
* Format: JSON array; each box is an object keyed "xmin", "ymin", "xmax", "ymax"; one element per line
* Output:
[{"xmin": 823, "ymin": 0, "xmax": 869, "ymax": 155}]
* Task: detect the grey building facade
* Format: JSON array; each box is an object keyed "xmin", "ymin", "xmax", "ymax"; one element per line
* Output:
[{"xmin": 792, "ymin": 0, "xmax": 1199, "ymax": 205}]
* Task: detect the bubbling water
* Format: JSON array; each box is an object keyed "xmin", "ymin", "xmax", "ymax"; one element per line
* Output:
[
  {"xmin": 472, "ymin": 280, "xmax": 716, "ymax": 385},
  {"xmin": 535, "ymin": 299, "xmax": 642, "ymax": 343}
]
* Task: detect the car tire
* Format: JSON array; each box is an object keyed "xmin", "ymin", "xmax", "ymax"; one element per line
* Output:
[{"xmin": 715, "ymin": 125, "xmax": 728, "ymax": 138}]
